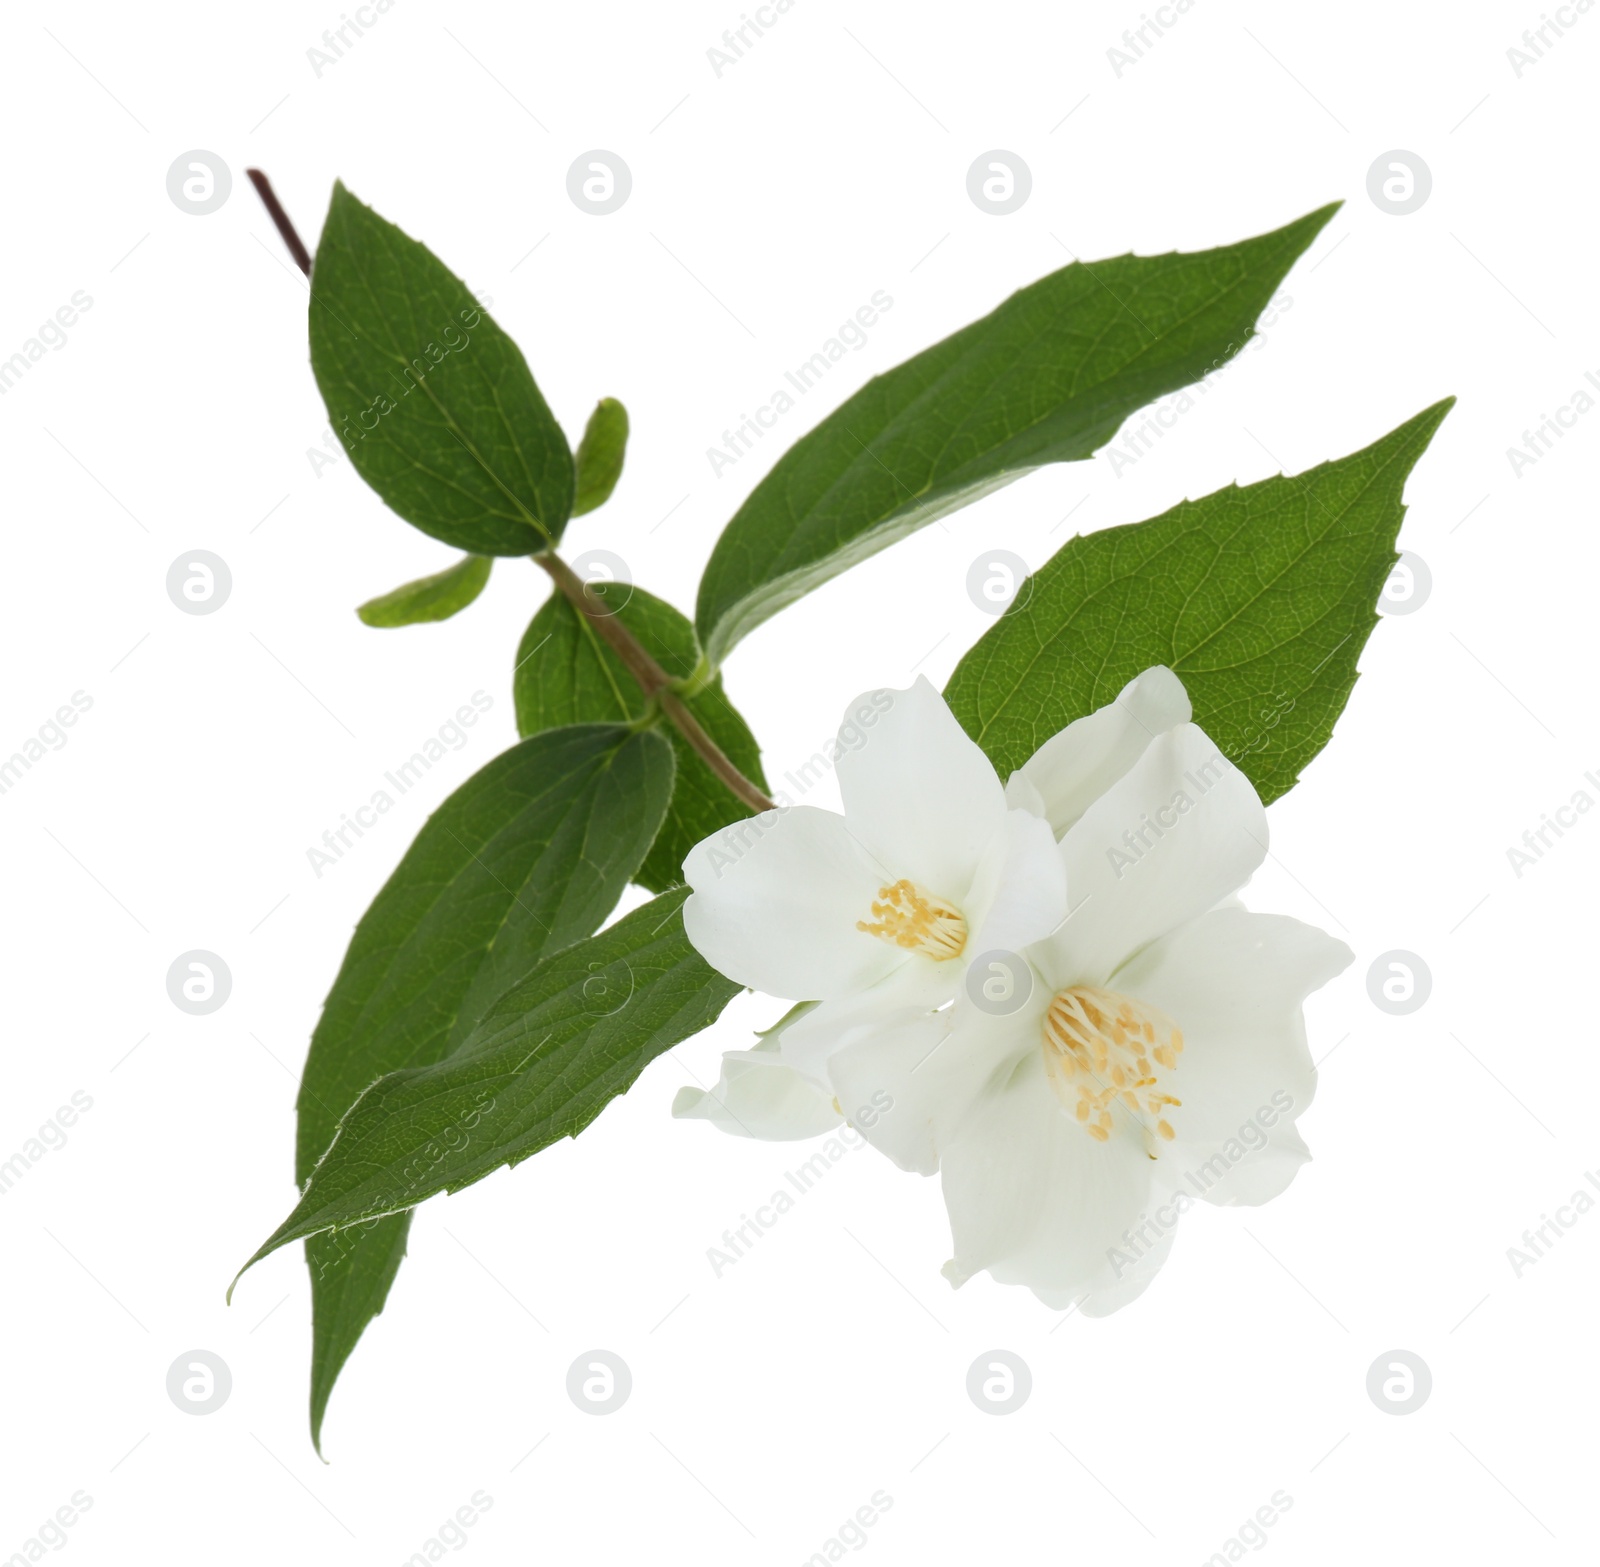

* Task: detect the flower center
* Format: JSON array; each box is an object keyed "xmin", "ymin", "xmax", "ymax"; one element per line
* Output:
[
  {"xmin": 1041, "ymin": 986, "xmax": 1183, "ymax": 1150},
  {"xmin": 856, "ymin": 880, "xmax": 967, "ymax": 960}
]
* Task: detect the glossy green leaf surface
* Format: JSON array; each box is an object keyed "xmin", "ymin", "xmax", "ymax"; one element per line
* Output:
[
  {"xmin": 514, "ymin": 584, "xmax": 766, "ymax": 891},
  {"xmin": 254, "ymin": 891, "xmax": 737, "ymax": 1266},
  {"xmin": 295, "ymin": 722, "xmax": 672, "ymax": 1449},
  {"xmin": 944, "ymin": 399, "xmax": 1454, "ymax": 804},
  {"xmin": 695, "ymin": 204, "xmax": 1339, "ymax": 665},
  {"xmin": 356, "ymin": 554, "xmax": 492, "ymax": 626},
  {"xmin": 310, "ymin": 183, "xmax": 574, "ymax": 556}
]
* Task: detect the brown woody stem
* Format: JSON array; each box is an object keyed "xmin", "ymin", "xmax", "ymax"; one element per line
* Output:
[
  {"xmin": 533, "ymin": 556, "xmax": 776, "ymax": 814},
  {"xmin": 247, "ymin": 169, "xmax": 313, "ymax": 276}
]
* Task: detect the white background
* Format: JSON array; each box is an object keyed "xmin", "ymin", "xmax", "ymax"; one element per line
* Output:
[{"xmin": 1, "ymin": 0, "xmax": 1593, "ymax": 1561}]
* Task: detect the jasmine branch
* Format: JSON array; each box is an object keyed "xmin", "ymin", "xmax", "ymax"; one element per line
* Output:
[
  {"xmin": 246, "ymin": 168, "xmax": 776, "ymax": 818},
  {"xmin": 532, "ymin": 553, "xmax": 775, "ymax": 813}
]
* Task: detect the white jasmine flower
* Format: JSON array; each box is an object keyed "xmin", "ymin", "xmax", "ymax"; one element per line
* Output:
[
  {"xmin": 678, "ymin": 675, "xmax": 1068, "ymax": 1007},
  {"xmin": 676, "ymin": 670, "xmax": 1351, "ymax": 1316}
]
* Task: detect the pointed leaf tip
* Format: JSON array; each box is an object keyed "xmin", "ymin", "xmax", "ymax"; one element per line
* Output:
[
  {"xmin": 945, "ymin": 401, "xmax": 1456, "ymax": 805},
  {"xmin": 694, "ymin": 203, "xmax": 1353, "ymax": 665}
]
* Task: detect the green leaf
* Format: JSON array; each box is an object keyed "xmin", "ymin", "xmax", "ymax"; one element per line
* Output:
[
  {"xmin": 310, "ymin": 182, "xmax": 575, "ymax": 556},
  {"xmin": 571, "ymin": 397, "xmax": 630, "ymax": 515},
  {"xmin": 514, "ymin": 584, "xmax": 767, "ymax": 892},
  {"xmin": 356, "ymin": 554, "xmax": 492, "ymax": 627},
  {"xmin": 304, "ymin": 1218, "xmax": 410, "ymax": 1453},
  {"xmin": 294, "ymin": 722, "xmax": 673, "ymax": 1450},
  {"xmin": 246, "ymin": 889, "xmax": 738, "ymax": 1268},
  {"xmin": 694, "ymin": 203, "xmax": 1340, "ymax": 666},
  {"xmin": 943, "ymin": 399, "xmax": 1455, "ymax": 805}
]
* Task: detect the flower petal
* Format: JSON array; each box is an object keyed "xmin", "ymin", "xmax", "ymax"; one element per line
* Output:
[
  {"xmin": 939, "ymin": 1051, "xmax": 1156, "ymax": 1304},
  {"xmin": 775, "ymin": 961, "xmax": 956, "ymax": 1082},
  {"xmin": 1071, "ymin": 1225, "xmax": 1177, "ymax": 1316},
  {"xmin": 837, "ymin": 675, "xmax": 1006, "ymax": 904},
  {"xmin": 1002, "ymin": 767, "xmax": 1048, "ymax": 821},
  {"xmin": 672, "ymin": 1039, "xmax": 843, "ymax": 1141},
  {"xmin": 1039, "ymin": 723, "xmax": 1268, "ymax": 989},
  {"xmin": 1007, "ymin": 666, "xmax": 1191, "ymax": 836},
  {"xmin": 813, "ymin": 992, "xmax": 1041, "ymax": 1176},
  {"xmin": 964, "ymin": 809, "xmax": 1070, "ymax": 958},
  {"xmin": 1113, "ymin": 907, "xmax": 1353, "ymax": 1206},
  {"xmin": 683, "ymin": 805, "xmax": 899, "ymax": 1000},
  {"xmin": 820, "ymin": 1013, "xmax": 958, "ymax": 1175}
]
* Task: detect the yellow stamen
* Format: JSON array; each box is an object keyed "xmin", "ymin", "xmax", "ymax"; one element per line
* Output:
[
  {"xmin": 1041, "ymin": 985, "xmax": 1184, "ymax": 1155},
  {"xmin": 856, "ymin": 879, "xmax": 967, "ymax": 960}
]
